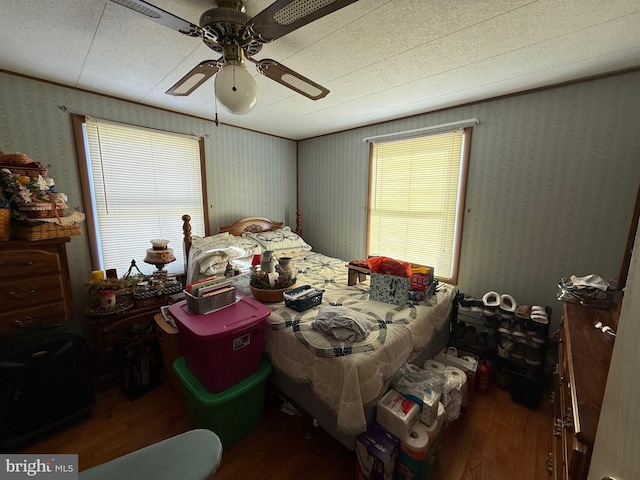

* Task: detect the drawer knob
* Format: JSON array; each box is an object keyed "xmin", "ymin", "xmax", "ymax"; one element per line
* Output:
[
  {"xmin": 15, "ymin": 317, "xmax": 36, "ymax": 328},
  {"xmin": 8, "ymin": 288, "xmax": 37, "ymax": 300}
]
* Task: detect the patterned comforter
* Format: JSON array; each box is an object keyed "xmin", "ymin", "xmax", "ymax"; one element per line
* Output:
[{"xmin": 231, "ymin": 252, "xmax": 456, "ymax": 434}]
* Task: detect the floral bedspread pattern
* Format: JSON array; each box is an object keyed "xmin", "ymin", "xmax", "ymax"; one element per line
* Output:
[{"xmin": 230, "ymin": 251, "xmax": 455, "ymax": 435}]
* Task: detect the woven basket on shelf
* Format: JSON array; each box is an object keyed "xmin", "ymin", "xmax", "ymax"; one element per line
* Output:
[
  {"xmin": 14, "ymin": 222, "xmax": 81, "ymax": 241},
  {"xmin": 0, "ymin": 163, "xmax": 50, "ymax": 178},
  {"xmin": 18, "ymin": 202, "xmax": 66, "ymax": 219},
  {"xmin": 0, "ymin": 209, "xmax": 9, "ymax": 241}
]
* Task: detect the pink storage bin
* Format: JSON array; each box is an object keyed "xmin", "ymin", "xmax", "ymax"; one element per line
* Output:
[{"xmin": 168, "ymin": 295, "xmax": 270, "ymax": 392}]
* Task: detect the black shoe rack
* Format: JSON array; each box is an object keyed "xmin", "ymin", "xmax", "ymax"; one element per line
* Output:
[{"xmin": 450, "ymin": 295, "xmax": 551, "ymax": 409}]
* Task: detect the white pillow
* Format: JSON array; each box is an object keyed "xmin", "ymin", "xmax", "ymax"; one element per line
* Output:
[
  {"xmin": 191, "ymin": 232, "xmax": 246, "ymax": 262},
  {"xmin": 243, "ymin": 226, "xmax": 312, "ymax": 255},
  {"xmin": 186, "ymin": 232, "xmax": 247, "ymax": 282},
  {"xmin": 237, "ymin": 235, "xmax": 263, "ymax": 258}
]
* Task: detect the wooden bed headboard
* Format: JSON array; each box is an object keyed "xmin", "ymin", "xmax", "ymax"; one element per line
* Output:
[{"xmin": 182, "ymin": 213, "xmax": 301, "ymax": 259}]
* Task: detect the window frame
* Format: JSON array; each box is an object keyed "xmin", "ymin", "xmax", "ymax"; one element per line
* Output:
[
  {"xmin": 366, "ymin": 126, "xmax": 472, "ymax": 284},
  {"xmin": 71, "ymin": 114, "xmax": 210, "ymax": 274}
]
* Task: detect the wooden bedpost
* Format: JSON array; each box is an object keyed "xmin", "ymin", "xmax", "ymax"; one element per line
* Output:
[
  {"xmin": 182, "ymin": 214, "xmax": 192, "ymax": 259},
  {"xmin": 295, "ymin": 210, "xmax": 302, "ymax": 236}
]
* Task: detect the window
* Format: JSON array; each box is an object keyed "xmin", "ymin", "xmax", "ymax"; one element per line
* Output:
[
  {"xmin": 72, "ymin": 115, "xmax": 208, "ymax": 276},
  {"xmin": 367, "ymin": 127, "xmax": 471, "ymax": 284}
]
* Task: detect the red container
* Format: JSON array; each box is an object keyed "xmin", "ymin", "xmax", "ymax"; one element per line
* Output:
[
  {"xmin": 168, "ymin": 295, "xmax": 270, "ymax": 393},
  {"xmin": 475, "ymin": 359, "xmax": 493, "ymax": 395}
]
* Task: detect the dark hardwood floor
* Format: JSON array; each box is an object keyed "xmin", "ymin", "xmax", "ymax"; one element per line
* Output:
[{"xmin": 19, "ymin": 370, "xmax": 553, "ymax": 480}]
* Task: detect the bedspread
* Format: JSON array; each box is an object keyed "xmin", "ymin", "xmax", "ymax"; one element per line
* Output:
[{"xmin": 229, "ymin": 252, "xmax": 455, "ymax": 435}]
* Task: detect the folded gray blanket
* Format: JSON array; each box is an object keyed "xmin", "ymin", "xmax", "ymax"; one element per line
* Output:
[{"xmin": 311, "ymin": 306, "xmax": 374, "ymax": 343}]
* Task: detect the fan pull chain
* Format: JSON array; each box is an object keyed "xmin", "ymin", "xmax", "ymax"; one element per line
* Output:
[
  {"xmin": 232, "ymin": 65, "xmax": 237, "ymax": 92},
  {"xmin": 213, "ymin": 84, "xmax": 220, "ymax": 127}
]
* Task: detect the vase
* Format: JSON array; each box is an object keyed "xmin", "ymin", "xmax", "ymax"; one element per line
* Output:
[
  {"xmin": 260, "ymin": 250, "xmax": 277, "ymax": 273},
  {"xmin": 277, "ymin": 257, "xmax": 295, "ymax": 283}
]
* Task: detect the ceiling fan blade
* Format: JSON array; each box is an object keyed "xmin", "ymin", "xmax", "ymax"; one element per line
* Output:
[
  {"xmin": 108, "ymin": 0, "xmax": 202, "ymax": 37},
  {"xmin": 166, "ymin": 60, "xmax": 221, "ymax": 96},
  {"xmin": 256, "ymin": 59, "xmax": 329, "ymax": 100},
  {"xmin": 249, "ymin": 0, "xmax": 358, "ymax": 42}
]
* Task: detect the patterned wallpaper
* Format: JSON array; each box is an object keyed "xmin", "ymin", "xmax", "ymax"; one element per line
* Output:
[
  {"xmin": 299, "ymin": 70, "xmax": 640, "ymax": 329},
  {"xmin": 0, "ymin": 71, "xmax": 296, "ymax": 324},
  {"xmin": 2, "ymin": 69, "xmax": 639, "ymax": 333}
]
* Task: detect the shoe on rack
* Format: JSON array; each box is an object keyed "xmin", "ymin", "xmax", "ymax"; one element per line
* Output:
[
  {"xmin": 511, "ymin": 343, "xmax": 525, "ymax": 361},
  {"xmin": 482, "ymin": 291, "xmax": 500, "ymax": 316},
  {"xmin": 499, "ymin": 294, "xmax": 517, "ymax": 319},
  {"xmin": 464, "ymin": 325, "xmax": 478, "ymax": 345},
  {"xmin": 498, "ymin": 318, "xmax": 512, "ymax": 335},
  {"xmin": 456, "ymin": 293, "xmax": 483, "ymax": 313},
  {"xmin": 528, "ymin": 321, "xmax": 547, "ymax": 344},
  {"xmin": 483, "ymin": 314, "xmax": 501, "ymax": 329},
  {"xmin": 525, "ymin": 343, "xmax": 543, "ymax": 366},
  {"xmin": 454, "ymin": 321, "xmax": 467, "ymax": 339},
  {"xmin": 531, "ymin": 305, "xmax": 549, "ymax": 323},
  {"xmin": 511, "ymin": 319, "xmax": 527, "ymax": 338},
  {"xmin": 497, "ymin": 337, "xmax": 513, "ymax": 359},
  {"xmin": 531, "ymin": 307, "xmax": 549, "ymax": 325},
  {"xmin": 515, "ymin": 304, "xmax": 531, "ymax": 320},
  {"xmin": 478, "ymin": 331, "xmax": 489, "ymax": 348}
]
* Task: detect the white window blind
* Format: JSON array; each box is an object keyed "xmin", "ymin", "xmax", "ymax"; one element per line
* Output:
[
  {"xmin": 81, "ymin": 117, "xmax": 206, "ymax": 276},
  {"xmin": 368, "ymin": 128, "xmax": 470, "ymax": 283}
]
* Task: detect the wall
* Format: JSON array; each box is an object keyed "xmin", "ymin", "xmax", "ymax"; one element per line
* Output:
[
  {"xmin": 0, "ymin": 71, "xmax": 296, "ymax": 328},
  {"xmin": 298, "ymin": 70, "xmax": 640, "ymax": 327}
]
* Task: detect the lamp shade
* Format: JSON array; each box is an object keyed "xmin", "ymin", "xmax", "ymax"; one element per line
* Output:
[{"xmin": 215, "ymin": 63, "xmax": 258, "ymax": 115}]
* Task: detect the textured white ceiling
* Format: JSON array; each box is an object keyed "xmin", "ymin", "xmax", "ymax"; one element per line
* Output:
[{"xmin": 1, "ymin": 0, "xmax": 639, "ymax": 140}]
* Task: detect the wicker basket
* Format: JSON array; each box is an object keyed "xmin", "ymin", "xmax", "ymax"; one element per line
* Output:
[
  {"xmin": 0, "ymin": 163, "xmax": 50, "ymax": 178},
  {"xmin": 249, "ymin": 285, "xmax": 295, "ymax": 303},
  {"xmin": 14, "ymin": 222, "xmax": 82, "ymax": 241},
  {"xmin": 0, "ymin": 209, "xmax": 9, "ymax": 241},
  {"xmin": 18, "ymin": 202, "xmax": 66, "ymax": 219}
]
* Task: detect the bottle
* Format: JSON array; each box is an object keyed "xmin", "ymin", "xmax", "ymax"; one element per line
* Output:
[{"xmin": 475, "ymin": 359, "xmax": 493, "ymax": 395}]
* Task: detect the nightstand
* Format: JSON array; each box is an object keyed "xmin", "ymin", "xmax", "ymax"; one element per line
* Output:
[{"xmin": 87, "ymin": 294, "xmax": 175, "ymax": 394}]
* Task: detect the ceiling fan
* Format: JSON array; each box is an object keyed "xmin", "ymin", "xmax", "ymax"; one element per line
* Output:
[{"xmin": 108, "ymin": 0, "xmax": 358, "ymax": 115}]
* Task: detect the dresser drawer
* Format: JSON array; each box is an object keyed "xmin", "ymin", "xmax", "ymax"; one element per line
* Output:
[
  {"xmin": 1, "ymin": 275, "xmax": 65, "ymax": 311},
  {"xmin": 0, "ymin": 301, "xmax": 68, "ymax": 336},
  {"xmin": 0, "ymin": 249, "xmax": 62, "ymax": 281}
]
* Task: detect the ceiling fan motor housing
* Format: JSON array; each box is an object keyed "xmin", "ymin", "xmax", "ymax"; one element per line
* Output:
[{"xmin": 200, "ymin": 1, "xmax": 262, "ymax": 57}]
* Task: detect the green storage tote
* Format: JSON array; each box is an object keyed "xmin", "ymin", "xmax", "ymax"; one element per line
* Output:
[{"xmin": 173, "ymin": 357, "xmax": 271, "ymax": 449}]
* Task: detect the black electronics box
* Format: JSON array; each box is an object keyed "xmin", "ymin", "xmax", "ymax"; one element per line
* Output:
[{"xmin": 0, "ymin": 324, "xmax": 95, "ymax": 450}]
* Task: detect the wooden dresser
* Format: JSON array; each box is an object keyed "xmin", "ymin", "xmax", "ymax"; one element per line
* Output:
[
  {"xmin": 550, "ymin": 302, "xmax": 616, "ymax": 479},
  {"xmin": 0, "ymin": 238, "xmax": 73, "ymax": 335}
]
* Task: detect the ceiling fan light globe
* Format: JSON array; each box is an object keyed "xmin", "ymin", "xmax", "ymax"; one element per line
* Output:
[{"xmin": 215, "ymin": 64, "xmax": 258, "ymax": 115}]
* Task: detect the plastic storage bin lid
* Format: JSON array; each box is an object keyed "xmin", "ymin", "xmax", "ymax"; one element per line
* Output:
[
  {"xmin": 168, "ymin": 295, "xmax": 270, "ymax": 339},
  {"xmin": 173, "ymin": 357, "xmax": 272, "ymax": 405}
]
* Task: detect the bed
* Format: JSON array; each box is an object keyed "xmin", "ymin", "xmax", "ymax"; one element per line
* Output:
[{"xmin": 181, "ymin": 214, "xmax": 456, "ymax": 450}]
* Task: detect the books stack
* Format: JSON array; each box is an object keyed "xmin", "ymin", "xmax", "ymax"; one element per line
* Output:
[{"xmin": 184, "ymin": 277, "xmax": 238, "ymax": 314}]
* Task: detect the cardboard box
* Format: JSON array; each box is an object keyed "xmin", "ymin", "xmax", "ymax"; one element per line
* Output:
[
  {"xmin": 369, "ymin": 273, "xmax": 410, "ymax": 307},
  {"xmin": 356, "ymin": 422, "xmax": 398, "ymax": 480}
]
